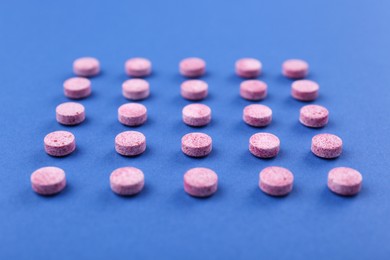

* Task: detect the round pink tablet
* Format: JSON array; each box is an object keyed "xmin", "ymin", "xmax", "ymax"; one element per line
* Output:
[
  {"xmin": 299, "ymin": 104, "xmax": 329, "ymax": 128},
  {"xmin": 44, "ymin": 131, "xmax": 76, "ymax": 157},
  {"xmin": 115, "ymin": 131, "xmax": 146, "ymax": 156},
  {"xmin": 73, "ymin": 57, "xmax": 100, "ymax": 77},
  {"xmin": 122, "ymin": 79, "xmax": 150, "ymax": 100},
  {"xmin": 184, "ymin": 167, "xmax": 218, "ymax": 197},
  {"xmin": 240, "ymin": 80, "xmax": 267, "ymax": 100},
  {"xmin": 110, "ymin": 167, "xmax": 145, "ymax": 196},
  {"xmin": 235, "ymin": 58, "xmax": 262, "ymax": 78},
  {"xmin": 259, "ymin": 166, "xmax": 294, "ymax": 196},
  {"xmin": 118, "ymin": 103, "xmax": 147, "ymax": 126},
  {"xmin": 182, "ymin": 104, "xmax": 211, "ymax": 127},
  {"xmin": 180, "ymin": 80, "xmax": 208, "ymax": 100},
  {"xmin": 125, "ymin": 58, "xmax": 152, "ymax": 77},
  {"xmin": 179, "ymin": 57, "xmax": 206, "ymax": 78},
  {"xmin": 56, "ymin": 102, "xmax": 85, "ymax": 125},
  {"xmin": 63, "ymin": 77, "xmax": 91, "ymax": 99},
  {"xmin": 181, "ymin": 132, "xmax": 212, "ymax": 157},
  {"xmin": 311, "ymin": 133, "xmax": 342, "ymax": 159},
  {"xmin": 282, "ymin": 59, "xmax": 309, "ymax": 79},
  {"xmin": 243, "ymin": 104, "xmax": 272, "ymax": 127},
  {"xmin": 328, "ymin": 167, "xmax": 362, "ymax": 196},
  {"xmin": 249, "ymin": 133, "xmax": 280, "ymax": 158},
  {"xmin": 31, "ymin": 166, "xmax": 66, "ymax": 195},
  {"xmin": 291, "ymin": 80, "xmax": 319, "ymax": 101}
]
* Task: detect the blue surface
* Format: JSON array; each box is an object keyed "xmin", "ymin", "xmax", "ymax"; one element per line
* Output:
[{"xmin": 1, "ymin": 0, "xmax": 389, "ymax": 259}]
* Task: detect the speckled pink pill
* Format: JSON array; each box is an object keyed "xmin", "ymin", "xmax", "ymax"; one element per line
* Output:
[
  {"xmin": 328, "ymin": 167, "xmax": 362, "ymax": 196},
  {"xmin": 259, "ymin": 166, "xmax": 294, "ymax": 196},
  {"xmin": 300, "ymin": 104, "xmax": 329, "ymax": 128},
  {"xmin": 125, "ymin": 58, "xmax": 152, "ymax": 77},
  {"xmin": 291, "ymin": 80, "xmax": 319, "ymax": 101},
  {"xmin": 182, "ymin": 104, "xmax": 211, "ymax": 127},
  {"xmin": 311, "ymin": 133, "xmax": 342, "ymax": 159},
  {"xmin": 249, "ymin": 133, "xmax": 280, "ymax": 158},
  {"xmin": 118, "ymin": 103, "xmax": 147, "ymax": 126},
  {"xmin": 184, "ymin": 167, "xmax": 218, "ymax": 197},
  {"xmin": 282, "ymin": 59, "xmax": 308, "ymax": 79},
  {"xmin": 122, "ymin": 79, "xmax": 150, "ymax": 100},
  {"xmin": 235, "ymin": 58, "xmax": 262, "ymax": 78},
  {"xmin": 56, "ymin": 102, "xmax": 85, "ymax": 125},
  {"xmin": 179, "ymin": 57, "xmax": 206, "ymax": 78},
  {"xmin": 240, "ymin": 80, "xmax": 267, "ymax": 101},
  {"xmin": 63, "ymin": 77, "xmax": 91, "ymax": 99},
  {"xmin": 243, "ymin": 104, "xmax": 272, "ymax": 127},
  {"xmin": 73, "ymin": 57, "xmax": 100, "ymax": 77},
  {"xmin": 180, "ymin": 80, "xmax": 208, "ymax": 100},
  {"xmin": 110, "ymin": 167, "xmax": 145, "ymax": 196},
  {"xmin": 31, "ymin": 167, "xmax": 66, "ymax": 195},
  {"xmin": 44, "ymin": 131, "xmax": 76, "ymax": 157},
  {"xmin": 181, "ymin": 132, "xmax": 212, "ymax": 157},
  {"xmin": 115, "ymin": 131, "xmax": 146, "ymax": 156}
]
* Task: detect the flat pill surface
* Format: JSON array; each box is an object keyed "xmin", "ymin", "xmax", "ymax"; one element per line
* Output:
[
  {"xmin": 44, "ymin": 131, "xmax": 76, "ymax": 157},
  {"xmin": 56, "ymin": 102, "xmax": 85, "ymax": 125},
  {"xmin": 249, "ymin": 133, "xmax": 280, "ymax": 158},
  {"xmin": 243, "ymin": 104, "xmax": 272, "ymax": 127},
  {"xmin": 311, "ymin": 133, "xmax": 342, "ymax": 159},
  {"xmin": 122, "ymin": 79, "xmax": 150, "ymax": 100},
  {"xmin": 259, "ymin": 166, "xmax": 294, "ymax": 196},
  {"xmin": 118, "ymin": 103, "xmax": 147, "ymax": 126},
  {"xmin": 328, "ymin": 167, "xmax": 362, "ymax": 196},
  {"xmin": 240, "ymin": 80, "xmax": 267, "ymax": 100},
  {"xmin": 235, "ymin": 58, "xmax": 262, "ymax": 78},
  {"xmin": 181, "ymin": 132, "xmax": 212, "ymax": 157},
  {"xmin": 300, "ymin": 104, "xmax": 329, "ymax": 128},
  {"xmin": 282, "ymin": 59, "xmax": 308, "ymax": 79},
  {"xmin": 63, "ymin": 77, "xmax": 92, "ymax": 99},
  {"xmin": 179, "ymin": 57, "xmax": 206, "ymax": 77},
  {"xmin": 291, "ymin": 80, "xmax": 319, "ymax": 101},
  {"xmin": 181, "ymin": 80, "xmax": 208, "ymax": 100},
  {"xmin": 184, "ymin": 167, "xmax": 218, "ymax": 197},
  {"xmin": 31, "ymin": 167, "xmax": 66, "ymax": 195},
  {"xmin": 125, "ymin": 58, "xmax": 152, "ymax": 77},
  {"xmin": 182, "ymin": 103, "xmax": 211, "ymax": 127},
  {"xmin": 73, "ymin": 57, "xmax": 100, "ymax": 77},
  {"xmin": 110, "ymin": 167, "xmax": 145, "ymax": 196},
  {"xmin": 115, "ymin": 131, "xmax": 146, "ymax": 156}
]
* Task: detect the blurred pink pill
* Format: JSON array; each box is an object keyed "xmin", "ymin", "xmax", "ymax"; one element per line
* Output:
[
  {"xmin": 180, "ymin": 80, "xmax": 208, "ymax": 100},
  {"xmin": 328, "ymin": 167, "xmax": 362, "ymax": 196},
  {"xmin": 181, "ymin": 132, "xmax": 212, "ymax": 157},
  {"xmin": 122, "ymin": 79, "xmax": 150, "ymax": 100},
  {"xmin": 182, "ymin": 104, "xmax": 211, "ymax": 127},
  {"xmin": 311, "ymin": 133, "xmax": 342, "ymax": 159},
  {"xmin": 243, "ymin": 104, "xmax": 272, "ymax": 127},
  {"xmin": 44, "ymin": 131, "xmax": 76, "ymax": 157},
  {"xmin": 118, "ymin": 103, "xmax": 147, "ymax": 126},
  {"xmin": 179, "ymin": 57, "xmax": 206, "ymax": 78},
  {"xmin": 235, "ymin": 58, "xmax": 262, "ymax": 78},
  {"xmin": 291, "ymin": 80, "xmax": 319, "ymax": 101},
  {"xmin": 63, "ymin": 77, "xmax": 91, "ymax": 99},
  {"xmin": 184, "ymin": 167, "xmax": 218, "ymax": 197},
  {"xmin": 299, "ymin": 104, "xmax": 329, "ymax": 128},
  {"xmin": 249, "ymin": 133, "xmax": 280, "ymax": 158},
  {"xmin": 240, "ymin": 80, "xmax": 267, "ymax": 101},
  {"xmin": 31, "ymin": 166, "xmax": 66, "ymax": 195},
  {"xmin": 73, "ymin": 57, "xmax": 100, "ymax": 77},
  {"xmin": 115, "ymin": 131, "xmax": 146, "ymax": 156},
  {"xmin": 282, "ymin": 59, "xmax": 308, "ymax": 79},
  {"xmin": 259, "ymin": 166, "xmax": 294, "ymax": 196},
  {"xmin": 125, "ymin": 58, "xmax": 152, "ymax": 77},
  {"xmin": 56, "ymin": 102, "xmax": 85, "ymax": 125},
  {"xmin": 110, "ymin": 167, "xmax": 145, "ymax": 196}
]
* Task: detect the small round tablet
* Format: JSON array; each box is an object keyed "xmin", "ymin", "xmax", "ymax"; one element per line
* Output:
[
  {"xmin": 115, "ymin": 131, "xmax": 146, "ymax": 156},
  {"xmin": 179, "ymin": 57, "xmax": 206, "ymax": 78},
  {"xmin": 125, "ymin": 58, "xmax": 152, "ymax": 77},
  {"xmin": 240, "ymin": 80, "xmax": 267, "ymax": 100},
  {"xmin": 311, "ymin": 133, "xmax": 342, "ymax": 159},
  {"xmin": 291, "ymin": 80, "xmax": 319, "ymax": 101},
  {"xmin": 122, "ymin": 79, "xmax": 150, "ymax": 100},
  {"xmin": 182, "ymin": 104, "xmax": 211, "ymax": 127},
  {"xmin": 118, "ymin": 103, "xmax": 147, "ymax": 126},
  {"xmin": 235, "ymin": 58, "xmax": 262, "ymax": 78},
  {"xmin": 31, "ymin": 167, "xmax": 66, "ymax": 195},
  {"xmin": 181, "ymin": 132, "xmax": 212, "ymax": 157},
  {"xmin": 63, "ymin": 77, "xmax": 91, "ymax": 99},
  {"xmin": 56, "ymin": 102, "xmax": 85, "ymax": 125},
  {"xmin": 259, "ymin": 166, "xmax": 294, "ymax": 196},
  {"xmin": 73, "ymin": 57, "xmax": 100, "ymax": 77},
  {"xmin": 249, "ymin": 133, "xmax": 280, "ymax": 158},
  {"xmin": 299, "ymin": 104, "xmax": 329, "ymax": 128},
  {"xmin": 243, "ymin": 104, "xmax": 272, "ymax": 127},
  {"xmin": 110, "ymin": 167, "xmax": 145, "ymax": 196},
  {"xmin": 180, "ymin": 80, "xmax": 208, "ymax": 100},
  {"xmin": 282, "ymin": 59, "xmax": 308, "ymax": 79},
  {"xmin": 184, "ymin": 167, "xmax": 218, "ymax": 197},
  {"xmin": 328, "ymin": 167, "xmax": 362, "ymax": 196},
  {"xmin": 44, "ymin": 131, "xmax": 76, "ymax": 157}
]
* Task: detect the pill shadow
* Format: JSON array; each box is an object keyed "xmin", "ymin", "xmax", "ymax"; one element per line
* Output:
[
  {"xmin": 248, "ymin": 187, "xmax": 296, "ymax": 208},
  {"xmin": 319, "ymin": 186, "xmax": 366, "ymax": 208},
  {"xmin": 170, "ymin": 185, "xmax": 224, "ymax": 207}
]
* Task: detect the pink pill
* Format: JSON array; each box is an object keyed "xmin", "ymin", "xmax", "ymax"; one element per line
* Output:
[
  {"xmin": 73, "ymin": 57, "xmax": 100, "ymax": 77},
  {"xmin": 179, "ymin": 57, "xmax": 206, "ymax": 78},
  {"xmin": 282, "ymin": 59, "xmax": 309, "ymax": 79},
  {"xmin": 115, "ymin": 131, "xmax": 146, "ymax": 156},
  {"xmin": 181, "ymin": 132, "xmax": 212, "ymax": 157},
  {"xmin": 125, "ymin": 58, "xmax": 152, "ymax": 77},
  {"xmin": 122, "ymin": 79, "xmax": 150, "ymax": 100},
  {"xmin": 110, "ymin": 167, "xmax": 145, "ymax": 196},
  {"xmin": 291, "ymin": 80, "xmax": 319, "ymax": 101},
  {"xmin": 243, "ymin": 104, "xmax": 272, "ymax": 127},
  {"xmin": 328, "ymin": 167, "xmax": 362, "ymax": 196},
  {"xmin": 259, "ymin": 166, "xmax": 294, "ymax": 196},
  {"xmin": 249, "ymin": 133, "xmax": 280, "ymax": 158},
  {"xmin": 235, "ymin": 58, "xmax": 262, "ymax": 78},
  {"xmin": 311, "ymin": 133, "xmax": 342, "ymax": 159},
  {"xmin": 184, "ymin": 167, "xmax": 218, "ymax": 197},
  {"xmin": 299, "ymin": 104, "xmax": 329, "ymax": 128},
  {"xmin": 63, "ymin": 77, "xmax": 92, "ymax": 99},
  {"xmin": 180, "ymin": 80, "xmax": 208, "ymax": 100},
  {"xmin": 240, "ymin": 80, "xmax": 267, "ymax": 101},
  {"xmin": 44, "ymin": 131, "xmax": 76, "ymax": 157},
  {"xmin": 31, "ymin": 166, "xmax": 66, "ymax": 195},
  {"xmin": 182, "ymin": 104, "xmax": 211, "ymax": 127},
  {"xmin": 56, "ymin": 102, "xmax": 85, "ymax": 125},
  {"xmin": 118, "ymin": 103, "xmax": 147, "ymax": 126}
]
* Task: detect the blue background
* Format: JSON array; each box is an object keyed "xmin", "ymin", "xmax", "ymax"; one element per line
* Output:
[{"xmin": 1, "ymin": 0, "xmax": 389, "ymax": 259}]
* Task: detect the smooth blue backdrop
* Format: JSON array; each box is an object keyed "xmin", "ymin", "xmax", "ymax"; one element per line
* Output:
[{"xmin": 1, "ymin": 0, "xmax": 389, "ymax": 259}]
